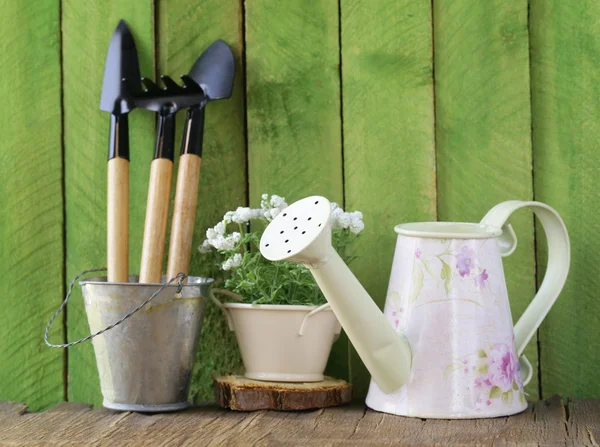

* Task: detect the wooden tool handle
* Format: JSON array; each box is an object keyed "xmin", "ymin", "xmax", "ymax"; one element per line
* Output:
[
  {"xmin": 139, "ymin": 158, "xmax": 173, "ymax": 283},
  {"xmin": 166, "ymin": 154, "xmax": 202, "ymax": 279},
  {"xmin": 107, "ymin": 157, "xmax": 129, "ymax": 283}
]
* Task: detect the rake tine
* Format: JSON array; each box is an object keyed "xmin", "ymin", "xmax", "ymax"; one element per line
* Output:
[
  {"xmin": 180, "ymin": 74, "xmax": 201, "ymax": 90},
  {"xmin": 160, "ymin": 75, "xmax": 181, "ymax": 91},
  {"xmin": 141, "ymin": 77, "xmax": 160, "ymax": 93}
]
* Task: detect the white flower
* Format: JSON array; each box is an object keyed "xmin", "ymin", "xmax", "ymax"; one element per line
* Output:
[
  {"xmin": 209, "ymin": 232, "xmax": 241, "ymax": 251},
  {"xmin": 349, "ymin": 212, "xmax": 365, "ymax": 234},
  {"xmin": 224, "ymin": 207, "xmax": 263, "ymax": 224},
  {"xmin": 329, "ymin": 203, "xmax": 364, "ymax": 234},
  {"xmin": 270, "ymin": 195, "xmax": 287, "ymax": 208},
  {"xmin": 206, "ymin": 221, "xmax": 226, "ymax": 240},
  {"xmin": 222, "ymin": 253, "xmax": 243, "ymax": 271},
  {"xmin": 261, "ymin": 194, "xmax": 288, "ymax": 222},
  {"xmin": 198, "ymin": 239, "xmax": 212, "ymax": 253}
]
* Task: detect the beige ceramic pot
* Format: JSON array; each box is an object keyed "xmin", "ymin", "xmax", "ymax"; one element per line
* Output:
[{"xmin": 217, "ymin": 300, "xmax": 341, "ymax": 382}]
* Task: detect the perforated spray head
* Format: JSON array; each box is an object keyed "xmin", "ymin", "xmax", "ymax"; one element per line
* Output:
[
  {"xmin": 260, "ymin": 195, "xmax": 413, "ymax": 394},
  {"xmin": 260, "ymin": 196, "xmax": 333, "ymax": 266}
]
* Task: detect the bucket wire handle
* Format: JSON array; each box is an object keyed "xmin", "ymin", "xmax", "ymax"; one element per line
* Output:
[
  {"xmin": 44, "ymin": 268, "xmax": 187, "ymax": 348},
  {"xmin": 209, "ymin": 288, "xmax": 243, "ymax": 331}
]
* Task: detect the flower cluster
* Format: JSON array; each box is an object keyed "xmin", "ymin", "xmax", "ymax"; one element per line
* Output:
[
  {"xmin": 455, "ymin": 245, "xmax": 489, "ymax": 290},
  {"xmin": 452, "ymin": 342, "xmax": 524, "ymax": 411},
  {"xmin": 197, "ymin": 194, "xmax": 365, "ymax": 305},
  {"xmin": 204, "ymin": 221, "xmax": 241, "ymax": 252},
  {"xmin": 261, "ymin": 194, "xmax": 288, "ymax": 221},
  {"xmin": 331, "ymin": 203, "xmax": 365, "ymax": 234}
]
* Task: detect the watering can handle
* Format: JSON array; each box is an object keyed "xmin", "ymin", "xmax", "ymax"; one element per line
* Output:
[
  {"xmin": 44, "ymin": 268, "xmax": 187, "ymax": 348},
  {"xmin": 480, "ymin": 201, "xmax": 570, "ymax": 357}
]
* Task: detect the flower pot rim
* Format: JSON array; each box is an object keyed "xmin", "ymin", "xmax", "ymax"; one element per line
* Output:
[{"xmin": 222, "ymin": 302, "xmax": 331, "ymax": 311}]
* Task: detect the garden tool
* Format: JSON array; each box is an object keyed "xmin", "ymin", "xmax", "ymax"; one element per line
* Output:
[
  {"xmin": 138, "ymin": 84, "xmax": 177, "ymax": 284},
  {"xmin": 136, "ymin": 43, "xmax": 233, "ymax": 283},
  {"xmin": 259, "ymin": 196, "xmax": 570, "ymax": 418},
  {"xmin": 100, "ymin": 20, "xmax": 142, "ymax": 283},
  {"xmin": 166, "ymin": 40, "xmax": 235, "ymax": 280}
]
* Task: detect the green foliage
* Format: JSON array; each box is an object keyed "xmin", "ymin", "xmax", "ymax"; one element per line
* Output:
[{"xmin": 198, "ymin": 196, "xmax": 363, "ymax": 306}]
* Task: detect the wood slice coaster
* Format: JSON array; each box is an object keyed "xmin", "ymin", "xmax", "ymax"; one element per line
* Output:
[{"xmin": 214, "ymin": 375, "xmax": 352, "ymax": 411}]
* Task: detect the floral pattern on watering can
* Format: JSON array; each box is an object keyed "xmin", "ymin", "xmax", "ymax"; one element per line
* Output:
[{"xmin": 365, "ymin": 235, "xmax": 527, "ymax": 418}]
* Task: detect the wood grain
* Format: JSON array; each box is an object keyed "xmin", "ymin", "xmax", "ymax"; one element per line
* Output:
[
  {"xmin": 0, "ymin": 397, "xmax": 597, "ymax": 445},
  {"xmin": 341, "ymin": 0, "xmax": 436, "ymax": 397},
  {"xmin": 167, "ymin": 154, "xmax": 202, "ymax": 279},
  {"xmin": 107, "ymin": 157, "xmax": 129, "ymax": 282},
  {"xmin": 63, "ymin": 1, "xmax": 155, "ymax": 406},
  {"xmin": 433, "ymin": 0, "xmax": 539, "ymax": 398},
  {"xmin": 157, "ymin": 0, "xmax": 247, "ymax": 402},
  {"xmin": 0, "ymin": 0, "xmax": 64, "ymax": 411},
  {"xmin": 140, "ymin": 158, "xmax": 173, "ymax": 283},
  {"xmin": 245, "ymin": 0, "xmax": 346, "ymax": 383},
  {"xmin": 529, "ymin": 0, "xmax": 600, "ymax": 401},
  {"xmin": 214, "ymin": 375, "xmax": 352, "ymax": 411}
]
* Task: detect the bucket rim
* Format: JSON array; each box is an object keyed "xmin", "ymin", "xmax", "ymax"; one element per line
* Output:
[{"xmin": 79, "ymin": 276, "xmax": 215, "ymax": 287}]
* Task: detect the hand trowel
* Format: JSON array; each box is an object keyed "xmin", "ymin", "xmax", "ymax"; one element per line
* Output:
[
  {"xmin": 166, "ymin": 40, "xmax": 235, "ymax": 279},
  {"xmin": 100, "ymin": 20, "xmax": 142, "ymax": 283}
]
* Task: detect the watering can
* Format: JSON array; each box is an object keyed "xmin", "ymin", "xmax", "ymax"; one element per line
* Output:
[{"xmin": 260, "ymin": 196, "xmax": 569, "ymax": 418}]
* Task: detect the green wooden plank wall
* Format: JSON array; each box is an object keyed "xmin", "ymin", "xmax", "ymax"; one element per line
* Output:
[{"xmin": 1, "ymin": 0, "xmax": 599, "ymax": 409}]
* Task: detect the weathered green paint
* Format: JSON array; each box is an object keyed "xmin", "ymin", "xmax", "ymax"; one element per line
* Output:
[
  {"xmin": 157, "ymin": 0, "xmax": 247, "ymax": 402},
  {"xmin": 341, "ymin": 0, "xmax": 436, "ymax": 397},
  {"xmin": 433, "ymin": 0, "xmax": 539, "ymax": 397},
  {"xmin": 63, "ymin": 1, "xmax": 155, "ymax": 405},
  {"xmin": 245, "ymin": 0, "xmax": 346, "ymax": 378},
  {"xmin": 0, "ymin": 0, "xmax": 64, "ymax": 411},
  {"xmin": 530, "ymin": 0, "xmax": 600, "ymax": 399}
]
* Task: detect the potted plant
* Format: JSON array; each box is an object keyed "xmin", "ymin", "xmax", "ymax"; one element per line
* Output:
[{"xmin": 199, "ymin": 194, "xmax": 364, "ymax": 382}]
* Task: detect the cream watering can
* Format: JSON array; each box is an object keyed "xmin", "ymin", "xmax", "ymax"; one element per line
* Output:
[{"xmin": 260, "ymin": 196, "xmax": 569, "ymax": 418}]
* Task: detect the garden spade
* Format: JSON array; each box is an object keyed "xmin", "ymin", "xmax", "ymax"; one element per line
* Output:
[
  {"xmin": 100, "ymin": 20, "xmax": 142, "ymax": 283},
  {"xmin": 166, "ymin": 40, "xmax": 235, "ymax": 279}
]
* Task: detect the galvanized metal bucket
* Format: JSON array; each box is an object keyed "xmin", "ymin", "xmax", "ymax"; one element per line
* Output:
[{"xmin": 79, "ymin": 275, "xmax": 212, "ymax": 412}]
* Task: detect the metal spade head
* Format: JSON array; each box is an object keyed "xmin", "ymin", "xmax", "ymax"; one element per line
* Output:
[
  {"xmin": 100, "ymin": 20, "xmax": 142, "ymax": 115},
  {"xmin": 189, "ymin": 40, "xmax": 235, "ymax": 101}
]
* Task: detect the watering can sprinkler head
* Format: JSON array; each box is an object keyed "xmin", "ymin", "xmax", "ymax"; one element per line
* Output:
[{"xmin": 260, "ymin": 196, "xmax": 413, "ymax": 394}]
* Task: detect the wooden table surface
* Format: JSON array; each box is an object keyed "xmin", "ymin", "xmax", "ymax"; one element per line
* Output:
[{"xmin": 0, "ymin": 396, "xmax": 598, "ymax": 446}]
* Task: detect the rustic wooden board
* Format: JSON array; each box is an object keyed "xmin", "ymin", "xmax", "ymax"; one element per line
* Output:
[
  {"xmin": 433, "ymin": 0, "xmax": 539, "ymax": 398},
  {"xmin": 245, "ymin": 0, "xmax": 346, "ymax": 379},
  {"xmin": 62, "ymin": 1, "xmax": 155, "ymax": 406},
  {"xmin": 530, "ymin": 0, "xmax": 600, "ymax": 400},
  {"xmin": 0, "ymin": 0, "xmax": 64, "ymax": 411},
  {"xmin": 157, "ymin": 0, "xmax": 247, "ymax": 402},
  {"xmin": 214, "ymin": 375, "xmax": 352, "ymax": 411},
  {"xmin": 0, "ymin": 397, "xmax": 597, "ymax": 445},
  {"xmin": 341, "ymin": 0, "xmax": 436, "ymax": 397}
]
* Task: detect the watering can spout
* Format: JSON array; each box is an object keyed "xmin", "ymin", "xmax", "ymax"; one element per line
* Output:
[{"xmin": 260, "ymin": 196, "xmax": 412, "ymax": 394}]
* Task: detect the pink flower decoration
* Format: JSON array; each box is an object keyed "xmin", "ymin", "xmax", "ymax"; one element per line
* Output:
[
  {"xmin": 474, "ymin": 376, "xmax": 492, "ymax": 389},
  {"xmin": 456, "ymin": 246, "xmax": 476, "ymax": 277},
  {"xmin": 486, "ymin": 400, "xmax": 492, "ymax": 406},
  {"xmin": 487, "ymin": 343, "xmax": 518, "ymax": 392},
  {"xmin": 474, "ymin": 269, "xmax": 489, "ymax": 289},
  {"xmin": 415, "ymin": 248, "xmax": 422, "ymax": 259}
]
